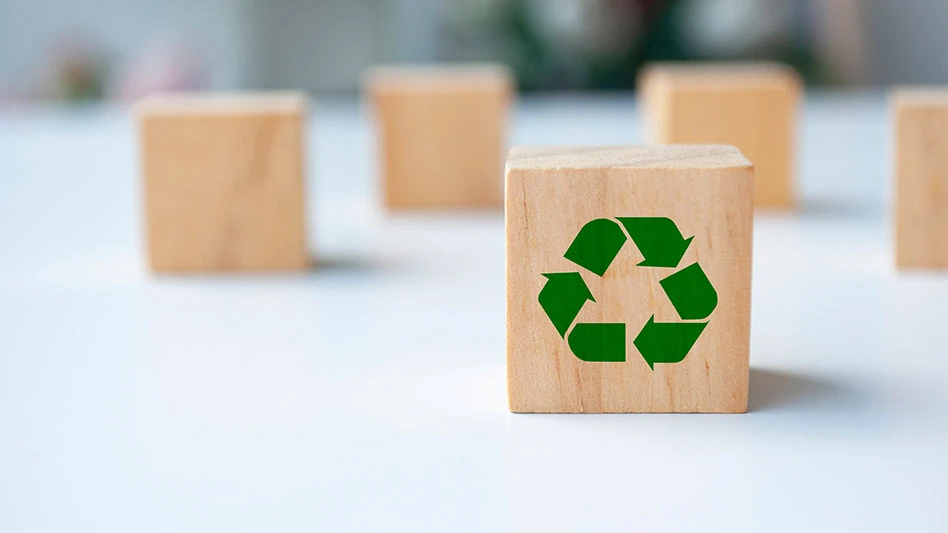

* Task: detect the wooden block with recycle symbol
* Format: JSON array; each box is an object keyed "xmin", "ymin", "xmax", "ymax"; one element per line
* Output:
[{"xmin": 505, "ymin": 145, "xmax": 754, "ymax": 413}]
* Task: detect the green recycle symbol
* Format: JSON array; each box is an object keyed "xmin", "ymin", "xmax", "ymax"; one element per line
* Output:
[{"xmin": 538, "ymin": 217, "xmax": 717, "ymax": 369}]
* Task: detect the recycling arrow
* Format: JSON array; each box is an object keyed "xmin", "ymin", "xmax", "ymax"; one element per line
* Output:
[
  {"xmin": 659, "ymin": 262, "xmax": 717, "ymax": 320},
  {"xmin": 537, "ymin": 216, "xmax": 717, "ymax": 370},
  {"xmin": 569, "ymin": 323, "xmax": 626, "ymax": 362},
  {"xmin": 634, "ymin": 316, "xmax": 708, "ymax": 369},
  {"xmin": 564, "ymin": 218, "xmax": 627, "ymax": 276},
  {"xmin": 618, "ymin": 217, "xmax": 693, "ymax": 268},
  {"xmin": 538, "ymin": 272, "xmax": 595, "ymax": 338}
]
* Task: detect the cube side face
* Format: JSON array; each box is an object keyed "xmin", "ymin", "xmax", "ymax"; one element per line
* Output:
[
  {"xmin": 141, "ymin": 111, "xmax": 307, "ymax": 271},
  {"xmin": 506, "ymin": 159, "xmax": 753, "ymax": 413},
  {"xmin": 652, "ymin": 83, "xmax": 798, "ymax": 209},
  {"xmin": 895, "ymin": 104, "xmax": 948, "ymax": 269},
  {"xmin": 374, "ymin": 89, "xmax": 509, "ymax": 209}
]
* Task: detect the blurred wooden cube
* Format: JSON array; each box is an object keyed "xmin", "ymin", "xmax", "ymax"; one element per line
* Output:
[
  {"xmin": 366, "ymin": 64, "xmax": 513, "ymax": 209},
  {"xmin": 640, "ymin": 62, "xmax": 801, "ymax": 209},
  {"xmin": 506, "ymin": 145, "xmax": 754, "ymax": 413},
  {"xmin": 893, "ymin": 89, "xmax": 948, "ymax": 269},
  {"xmin": 138, "ymin": 93, "xmax": 308, "ymax": 272}
]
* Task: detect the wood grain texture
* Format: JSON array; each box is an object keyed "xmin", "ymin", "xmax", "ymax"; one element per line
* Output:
[
  {"xmin": 893, "ymin": 88, "xmax": 948, "ymax": 269},
  {"xmin": 640, "ymin": 62, "xmax": 800, "ymax": 209},
  {"xmin": 366, "ymin": 64, "xmax": 513, "ymax": 209},
  {"xmin": 138, "ymin": 92, "xmax": 308, "ymax": 272},
  {"xmin": 506, "ymin": 145, "xmax": 754, "ymax": 413}
]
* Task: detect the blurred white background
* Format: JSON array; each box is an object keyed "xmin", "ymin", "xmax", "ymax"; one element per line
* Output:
[{"xmin": 1, "ymin": 0, "xmax": 948, "ymax": 102}]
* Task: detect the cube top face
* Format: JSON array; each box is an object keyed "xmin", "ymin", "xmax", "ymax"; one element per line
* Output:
[
  {"xmin": 367, "ymin": 64, "xmax": 513, "ymax": 209},
  {"xmin": 506, "ymin": 145, "xmax": 754, "ymax": 413},
  {"xmin": 643, "ymin": 61, "xmax": 800, "ymax": 91},
  {"xmin": 893, "ymin": 88, "xmax": 948, "ymax": 269},
  {"xmin": 139, "ymin": 93, "xmax": 308, "ymax": 272},
  {"xmin": 642, "ymin": 62, "xmax": 799, "ymax": 210},
  {"xmin": 366, "ymin": 64, "xmax": 514, "ymax": 95},
  {"xmin": 137, "ymin": 92, "xmax": 308, "ymax": 116},
  {"xmin": 891, "ymin": 88, "xmax": 948, "ymax": 107},
  {"xmin": 507, "ymin": 145, "xmax": 752, "ymax": 171}
]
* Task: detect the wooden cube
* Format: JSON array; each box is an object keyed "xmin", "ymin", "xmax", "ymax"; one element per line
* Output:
[
  {"xmin": 640, "ymin": 62, "xmax": 800, "ymax": 209},
  {"xmin": 893, "ymin": 89, "xmax": 948, "ymax": 269},
  {"xmin": 365, "ymin": 64, "xmax": 513, "ymax": 209},
  {"xmin": 506, "ymin": 145, "xmax": 754, "ymax": 413},
  {"xmin": 138, "ymin": 93, "xmax": 308, "ymax": 272}
]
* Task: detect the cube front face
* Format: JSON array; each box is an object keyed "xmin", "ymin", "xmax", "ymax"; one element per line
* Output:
[
  {"xmin": 140, "ymin": 99, "xmax": 307, "ymax": 272},
  {"xmin": 506, "ymin": 146, "xmax": 753, "ymax": 413},
  {"xmin": 369, "ymin": 71, "xmax": 511, "ymax": 209},
  {"xmin": 895, "ymin": 93, "xmax": 948, "ymax": 269},
  {"xmin": 645, "ymin": 65, "xmax": 799, "ymax": 209}
]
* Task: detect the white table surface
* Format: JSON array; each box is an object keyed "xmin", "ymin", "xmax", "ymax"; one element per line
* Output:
[{"xmin": 2, "ymin": 91, "xmax": 947, "ymax": 532}]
